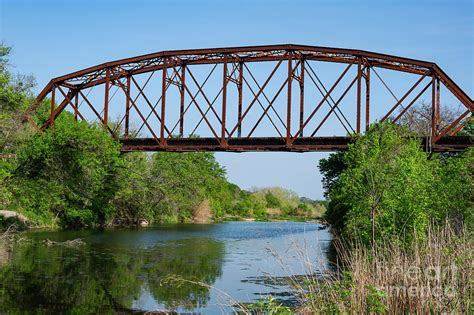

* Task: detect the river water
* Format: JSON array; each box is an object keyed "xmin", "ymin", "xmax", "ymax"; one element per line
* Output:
[{"xmin": 0, "ymin": 221, "xmax": 332, "ymax": 314}]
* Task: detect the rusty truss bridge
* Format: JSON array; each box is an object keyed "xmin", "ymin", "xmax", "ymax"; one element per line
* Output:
[{"xmin": 23, "ymin": 44, "xmax": 473, "ymax": 152}]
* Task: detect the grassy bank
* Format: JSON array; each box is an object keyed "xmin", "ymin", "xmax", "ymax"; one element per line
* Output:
[
  {"xmin": 294, "ymin": 224, "xmax": 472, "ymax": 314},
  {"xmin": 243, "ymin": 223, "xmax": 471, "ymax": 314}
]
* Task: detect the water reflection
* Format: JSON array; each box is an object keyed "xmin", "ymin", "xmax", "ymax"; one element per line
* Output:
[
  {"xmin": 0, "ymin": 237, "xmax": 224, "ymax": 313},
  {"xmin": 144, "ymin": 238, "xmax": 224, "ymax": 310},
  {"xmin": 0, "ymin": 222, "xmax": 331, "ymax": 313}
]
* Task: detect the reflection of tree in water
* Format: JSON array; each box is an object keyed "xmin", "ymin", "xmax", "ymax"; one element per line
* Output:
[
  {"xmin": 0, "ymin": 236, "xmax": 225, "ymax": 313},
  {"xmin": 0, "ymin": 242, "xmax": 144, "ymax": 313},
  {"xmin": 145, "ymin": 238, "xmax": 225, "ymax": 310}
]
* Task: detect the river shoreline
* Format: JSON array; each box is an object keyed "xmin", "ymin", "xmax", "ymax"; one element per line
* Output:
[{"xmin": 1, "ymin": 214, "xmax": 327, "ymax": 233}]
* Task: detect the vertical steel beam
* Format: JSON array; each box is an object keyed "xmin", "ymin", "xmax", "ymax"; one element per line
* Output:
[
  {"xmin": 431, "ymin": 74, "xmax": 436, "ymax": 140},
  {"xmin": 179, "ymin": 65, "xmax": 186, "ymax": 138},
  {"xmin": 356, "ymin": 59, "xmax": 362, "ymax": 134},
  {"xmin": 161, "ymin": 60, "xmax": 167, "ymax": 146},
  {"xmin": 74, "ymin": 92, "xmax": 79, "ymax": 121},
  {"xmin": 221, "ymin": 61, "xmax": 228, "ymax": 144},
  {"xmin": 365, "ymin": 66, "xmax": 370, "ymax": 131},
  {"xmin": 125, "ymin": 76, "xmax": 130, "ymax": 139},
  {"xmin": 237, "ymin": 62, "xmax": 243, "ymax": 138},
  {"xmin": 104, "ymin": 69, "xmax": 110, "ymax": 128},
  {"xmin": 436, "ymin": 78, "xmax": 440, "ymax": 134},
  {"xmin": 50, "ymin": 86, "xmax": 55, "ymax": 127},
  {"xmin": 286, "ymin": 53, "xmax": 293, "ymax": 144},
  {"xmin": 299, "ymin": 59, "xmax": 305, "ymax": 137}
]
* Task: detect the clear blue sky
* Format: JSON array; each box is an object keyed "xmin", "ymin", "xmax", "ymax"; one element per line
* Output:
[{"xmin": 1, "ymin": 0, "xmax": 473, "ymax": 199}]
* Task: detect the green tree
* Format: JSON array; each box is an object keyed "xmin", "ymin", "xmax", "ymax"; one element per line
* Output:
[
  {"xmin": 111, "ymin": 152, "xmax": 153, "ymax": 225},
  {"xmin": 320, "ymin": 122, "xmax": 473, "ymax": 246},
  {"xmin": 319, "ymin": 152, "xmax": 348, "ymax": 230},
  {"xmin": 149, "ymin": 152, "xmax": 229, "ymax": 222},
  {"xmin": 12, "ymin": 114, "xmax": 122, "ymax": 228},
  {"xmin": 265, "ymin": 191, "xmax": 281, "ymax": 208},
  {"xmin": 0, "ymin": 44, "xmax": 34, "ymax": 209},
  {"xmin": 324, "ymin": 123, "xmax": 432, "ymax": 246},
  {"xmin": 429, "ymin": 149, "xmax": 473, "ymax": 231}
]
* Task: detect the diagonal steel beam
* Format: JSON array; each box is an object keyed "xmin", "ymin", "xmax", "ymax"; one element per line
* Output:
[
  {"xmin": 436, "ymin": 109, "xmax": 471, "ymax": 141},
  {"xmin": 310, "ymin": 69, "xmax": 364, "ymax": 137},
  {"xmin": 305, "ymin": 61, "xmax": 354, "ymax": 134},
  {"xmin": 228, "ymin": 60, "xmax": 284, "ymax": 138},
  {"xmin": 189, "ymin": 63, "xmax": 239, "ymax": 137},
  {"xmin": 247, "ymin": 61, "xmax": 301, "ymax": 138},
  {"xmin": 381, "ymin": 70, "xmax": 430, "ymax": 122},
  {"xmin": 241, "ymin": 74, "xmax": 284, "ymax": 138},
  {"xmin": 392, "ymin": 81, "xmax": 432, "ymax": 123},
  {"xmin": 169, "ymin": 66, "xmax": 221, "ymax": 140},
  {"xmin": 186, "ymin": 66, "xmax": 227, "ymax": 129},
  {"xmin": 77, "ymin": 89, "xmax": 116, "ymax": 137},
  {"xmin": 292, "ymin": 62, "xmax": 354, "ymax": 141},
  {"xmin": 168, "ymin": 64, "xmax": 218, "ymax": 136},
  {"xmin": 130, "ymin": 76, "xmax": 171, "ymax": 137},
  {"xmin": 114, "ymin": 79, "xmax": 160, "ymax": 143},
  {"xmin": 243, "ymin": 63, "xmax": 287, "ymax": 129}
]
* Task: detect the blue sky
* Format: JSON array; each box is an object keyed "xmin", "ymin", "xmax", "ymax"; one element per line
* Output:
[{"xmin": 1, "ymin": 0, "xmax": 472, "ymax": 199}]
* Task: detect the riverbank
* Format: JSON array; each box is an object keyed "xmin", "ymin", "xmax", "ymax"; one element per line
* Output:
[
  {"xmin": 293, "ymin": 224, "xmax": 472, "ymax": 314},
  {"xmin": 1, "ymin": 204, "xmax": 326, "ymax": 232},
  {"xmin": 222, "ymin": 215, "xmax": 325, "ymax": 224}
]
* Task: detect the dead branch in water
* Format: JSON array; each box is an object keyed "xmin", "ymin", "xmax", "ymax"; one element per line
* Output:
[
  {"xmin": 0, "ymin": 224, "xmax": 18, "ymax": 242},
  {"xmin": 42, "ymin": 238, "xmax": 85, "ymax": 247}
]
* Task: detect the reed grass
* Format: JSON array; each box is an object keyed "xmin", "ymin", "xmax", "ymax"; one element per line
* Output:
[{"xmin": 295, "ymin": 223, "xmax": 473, "ymax": 314}]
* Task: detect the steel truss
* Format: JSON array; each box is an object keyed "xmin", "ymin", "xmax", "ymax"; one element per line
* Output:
[{"xmin": 23, "ymin": 44, "xmax": 473, "ymax": 152}]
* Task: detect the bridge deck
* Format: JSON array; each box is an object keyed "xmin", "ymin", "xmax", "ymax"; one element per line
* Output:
[{"xmin": 120, "ymin": 136, "xmax": 473, "ymax": 152}]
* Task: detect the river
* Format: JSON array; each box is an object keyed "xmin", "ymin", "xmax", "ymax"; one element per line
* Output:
[{"xmin": 0, "ymin": 221, "xmax": 332, "ymax": 314}]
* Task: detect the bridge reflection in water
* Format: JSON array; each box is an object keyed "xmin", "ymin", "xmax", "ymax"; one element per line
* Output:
[{"xmin": 23, "ymin": 45, "xmax": 473, "ymax": 152}]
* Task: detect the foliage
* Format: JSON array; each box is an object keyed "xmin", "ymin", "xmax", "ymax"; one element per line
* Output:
[
  {"xmin": 230, "ymin": 190, "xmax": 265, "ymax": 218},
  {"xmin": 111, "ymin": 152, "xmax": 153, "ymax": 225},
  {"xmin": 265, "ymin": 191, "xmax": 282, "ymax": 209},
  {"xmin": 320, "ymin": 122, "xmax": 473, "ymax": 246},
  {"xmin": 148, "ymin": 152, "xmax": 232, "ymax": 222},
  {"xmin": 11, "ymin": 133, "xmax": 259, "ymax": 227},
  {"xmin": 0, "ymin": 44, "xmax": 34, "ymax": 210},
  {"xmin": 250, "ymin": 187, "xmax": 326, "ymax": 219},
  {"xmin": 246, "ymin": 295, "xmax": 293, "ymax": 314},
  {"xmin": 429, "ymin": 149, "xmax": 474, "ymax": 231},
  {"xmin": 12, "ymin": 114, "xmax": 122, "ymax": 228},
  {"xmin": 458, "ymin": 118, "xmax": 473, "ymax": 136},
  {"xmin": 341, "ymin": 123, "xmax": 431, "ymax": 245}
]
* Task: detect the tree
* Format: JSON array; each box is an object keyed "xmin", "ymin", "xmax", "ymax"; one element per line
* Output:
[
  {"xmin": 148, "ymin": 152, "xmax": 229, "ymax": 222},
  {"xmin": 111, "ymin": 152, "xmax": 153, "ymax": 225},
  {"xmin": 429, "ymin": 149, "xmax": 474, "ymax": 231},
  {"xmin": 323, "ymin": 123, "xmax": 432, "ymax": 246},
  {"xmin": 12, "ymin": 114, "xmax": 122, "ymax": 228},
  {"xmin": 0, "ymin": 44, "xmax": 34, "ymax": 209},
  {"xmin": 395, "ymin": 100, "xmax": 464, "ymax": 136},
  {"xmin": 319, "ymin": 152, "xmax": 349, "ymax": 230},
  {"xmin": 320, "ymin": 122, "xmax": 473, "ymax": 247},
  {"xmin": 265, "ymin": 191, "xmax": 281, "ymax": 208}
]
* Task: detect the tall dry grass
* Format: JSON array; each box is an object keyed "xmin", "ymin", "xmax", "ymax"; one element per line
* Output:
[{"xmin": 297, "ymin": 223, "xmax": 473, "ymax": 314}]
